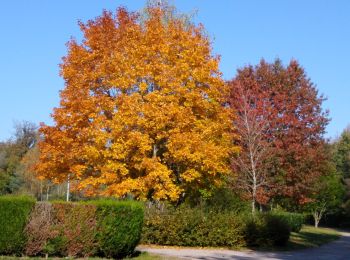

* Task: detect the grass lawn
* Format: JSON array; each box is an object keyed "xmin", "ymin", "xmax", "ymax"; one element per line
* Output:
[{"xmin": 286, "ymin": 225, "xmax": 341, "ymax": 250}]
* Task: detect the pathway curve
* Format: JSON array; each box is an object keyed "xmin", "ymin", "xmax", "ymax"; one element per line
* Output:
[{"xmin": 138, "ymin": 230, "xmax": 350, "ymax": 259}]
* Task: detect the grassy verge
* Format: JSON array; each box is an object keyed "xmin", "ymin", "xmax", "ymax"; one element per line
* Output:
[{"xmin": 286, "ymin": 225, "xmax": 341, "ymax": 250}]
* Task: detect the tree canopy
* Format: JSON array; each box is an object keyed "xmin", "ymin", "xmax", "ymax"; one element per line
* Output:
[
  {"xmin": 229, "ymin": 59, "xmax": 330, "ymax": 207},
  {"xmin": 35, "ymin": 5, "xmax": 239, "ymax": 201}
]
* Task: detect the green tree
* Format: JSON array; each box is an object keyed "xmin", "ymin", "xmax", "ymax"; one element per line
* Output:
[
  {"xmin": 333, "ymin": 127, "xmax": 350, "ymax": 178},
  {"xmin": 305, "ymin": 164, "xmax": 345, "ymax": 228}
]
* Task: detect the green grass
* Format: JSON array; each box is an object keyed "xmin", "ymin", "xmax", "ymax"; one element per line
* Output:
[{"xmin": 286, "ymin": 225, "xmax": 341, "ymax": 250}]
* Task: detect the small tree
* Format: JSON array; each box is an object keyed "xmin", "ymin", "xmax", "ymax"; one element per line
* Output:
[
  {"xmin": 306, "ymin": 165, "xmax": 345, "ymax": 228},
  {"xmin": 228, "ymin": 82, "xmax": 272, "ymax": 214}
]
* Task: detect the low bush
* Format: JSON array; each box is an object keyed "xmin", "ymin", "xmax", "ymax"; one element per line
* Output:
[
  {"xmin": 272, "ymin": 211, "xmax": 305, "ymax": 232},
  {"xmin": 264, "ymin": 214, "xmax": 291, "ymax": 246},
  {"xmin": 142, "ymin": 206, "xmax": 246, "ymax": 248},
  {"xmin": 0, "ymin": 195, "xmax": 35, "ymax": 255},
  {"xmin": 23, "ymin": 200, "xmax": 143, "ymax": 258},
  {"xmin": 243, "ymin": 213, "xmax": 291, "ymax": 247}
]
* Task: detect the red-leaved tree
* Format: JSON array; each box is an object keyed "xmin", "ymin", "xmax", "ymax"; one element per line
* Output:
[
  {"xmin": 229, "ymin": 80, "xmax": 273, "ymax": 214},
  {"xmin": 229, "ymin": 59, "xmax": 329, "ymax": 209}
]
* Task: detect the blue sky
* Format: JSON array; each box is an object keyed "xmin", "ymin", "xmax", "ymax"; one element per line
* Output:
[{"xmin": 0, "ymin": 0, "xmax": 349, "ymax": 141}]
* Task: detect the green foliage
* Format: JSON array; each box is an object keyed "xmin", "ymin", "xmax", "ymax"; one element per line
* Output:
[
  {"xmin": 92, "ymin": 200, "xmax": 144, "ymax": 259},
  {"xmin": 271, "ymin": 211, "xmax": 305, "ymax": 232},
  {"xmin": 0, "ymin": 196, "xmax": 35, "ymax": 255},
  {"xmin": 202, "ymin": 188, "xmax": 250, "ymax": 213},
  {"xmin": 333, "ymin": 128, "xmax": 350, "ymax": 178},
  {"xmin": 305, "ymin": 169, "xmax": 345, "ymax": 223},
  {"xmin": 143, "ymin": 206, "xmax": 292, "ymax": 248},
  {"xmin": 142, "ymin": 206, "xmax": 246, "ymax": 248},
  {"xmin": 44, "ymin": 236, "xmax": 67, "ymax": 257},
  {"xmin": 264, "ymin": 214, "xmax": 291, "ymax": 246},
  {"xmin": 243, "ymin": 213, "xmax": 291, "ymax": 247}
]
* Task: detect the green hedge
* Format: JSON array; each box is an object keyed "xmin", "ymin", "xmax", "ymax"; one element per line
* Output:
[
  {"xmin": 271, "ymin": 211, "xmax": 305, "ymax": 232},
  {"xmin": 142, "ymin": 207, "xmax": 292, "ymax": 248},
  {"xmin": 0, "ymin": 196, "xmax": 35, "ymax": 255},
  {"xmin": 142, "ymin": 207, "xmax": 245, "ymax": 248},
  {"xmin": 0, "ymin": 197, "xmax": 144, "ymax": 258},
  {"xmin": 93, "ymin": 200, "xmax": 144, "ymax": 258},
  {"xmin": 142, "ymin": 208, "xmax": 245, "ymax": 247}
]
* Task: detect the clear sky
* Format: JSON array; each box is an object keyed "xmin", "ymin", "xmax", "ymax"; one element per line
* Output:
[{"xmin": 0, "ymin": 0, "xmax": 349, "ymax": 141}]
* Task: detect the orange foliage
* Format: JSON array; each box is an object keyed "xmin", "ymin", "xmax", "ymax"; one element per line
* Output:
[{"xmin": 35, "ymin": 6, "xmax": 239, "ymax": 201}]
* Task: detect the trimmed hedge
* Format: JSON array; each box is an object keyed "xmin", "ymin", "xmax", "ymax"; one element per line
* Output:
[
  {"xmin": 142, "ymin": 207, "xmax": 292, "ymax": 248},
  {"xmin": 0, "ymin": 196, "xmax": 35, "ymax": 255},
  {"xmin": 271, "ymin": 211, "xmax": 305, "ymax": 232},
  {"xmin": 142, "ymin": 207, "xmax": 245, "ymax": 248},
  {"xmin": 93, "ymin": 200, "xmax": 144, "ymax": 258},
  {"xmin": 0, "ymin": 197, "xmax": 144, "ymax": 258}
]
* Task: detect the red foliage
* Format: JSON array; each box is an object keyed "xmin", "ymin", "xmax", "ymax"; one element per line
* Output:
[
  {"xmin": 25, "ymin": 202, "xmax": 97, "ymax": 257},
  {"xmin": 229, "ymin": 59, "xmax": 329, "ymax": 205}
]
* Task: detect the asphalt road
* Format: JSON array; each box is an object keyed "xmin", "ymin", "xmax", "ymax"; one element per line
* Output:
[{"xmin": 138, "ymin": 230, "xmax": 350, "ymax": 260}]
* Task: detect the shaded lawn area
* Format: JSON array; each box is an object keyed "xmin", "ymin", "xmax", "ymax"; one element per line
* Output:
[
  {"xmin": 255, "ymin": 225, "xmax": 341, "ymax": 251},
  {"xmin": 286, "ymin": 225, "xmax": 341, "ymax": 250}
]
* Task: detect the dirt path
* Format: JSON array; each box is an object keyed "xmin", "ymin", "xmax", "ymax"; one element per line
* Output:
[{"xmin": 138, "ymin": 231, "xmax": 350, "ymax": 259}]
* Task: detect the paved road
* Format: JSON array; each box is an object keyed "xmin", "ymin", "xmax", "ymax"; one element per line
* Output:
[{"xmin": 138, "ymin": 231, "xmax": 350, "ymax": 259}]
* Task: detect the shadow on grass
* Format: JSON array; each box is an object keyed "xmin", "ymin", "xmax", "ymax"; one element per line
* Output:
[
  {"xmin": 245, "ymin": 225, "xmax": 341, "ymax": 252},
  {"xmin": 287, "ymin": 225, "xmax": 341, "ymax": 250}
]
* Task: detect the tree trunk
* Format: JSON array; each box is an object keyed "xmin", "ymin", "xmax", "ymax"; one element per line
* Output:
[
  {"xmin": 66, "ymin": 174, "xmax": 70, "ymax": 202},
  {"xmin": 252, "ymin": 199, "xmax": 256, "ymax": 214},
  {"xmin": 40, "ymin": 180, "xmax": 43, "ymax": 201},
  {"xmin": 46, "ymin": 185, "xmax": 50, "ymax": 201},
  {"xmin": 313, "ymin": 211, "xmax": 322, "ymax": 228}
]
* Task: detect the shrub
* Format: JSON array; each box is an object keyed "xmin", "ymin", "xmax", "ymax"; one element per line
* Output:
[
  {"xmin": 272, "ymin": 211, "xmax": 305, "ymax": 232},
  {"xmin": 25, "ymin": 202, "xmax": 53, "ymax": 256},
  {"xmin": 243, "ymin": 216, "xmax": 265, "ymax": 247},
  {"xmin": 25, "ymin": 202, "xmax": 97, "ymax": 257},
  {"xmin": 93, "ymin": 200, "xmax": 144, "ymax": 259},
  {"xmin": 264, "ymin": 214, "xmax": 291, "ymax": 246},
  {"xmin": 23, "ymin": 200, "xmax": 143, "ymax": 258},
  {"xmin": 0, "ymin": 196, "xmax": 35, "ymax": 255},
  {"xmin": 51, "ymin": 202, "xmax": 98, "ymax": 257},
  {"xmin": 142, "ymin": 206, "xmax": 246, "ymax": 248},
  {"xmin": 243, "ymin": 213, "xmax": 291, "ymax": 247}
]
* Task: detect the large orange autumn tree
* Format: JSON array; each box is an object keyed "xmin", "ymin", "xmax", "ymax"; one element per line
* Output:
[{"xmin": 35, "ymin": 5, "xmax": 239, "ymax": 201}]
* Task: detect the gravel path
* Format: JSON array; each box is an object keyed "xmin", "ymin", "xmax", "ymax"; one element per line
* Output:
[{"xmin": 138, "ymin": 231, "xmax": 350, "ymax": 259}]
